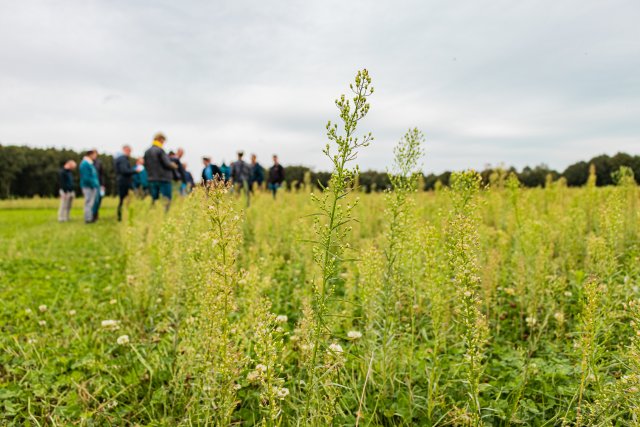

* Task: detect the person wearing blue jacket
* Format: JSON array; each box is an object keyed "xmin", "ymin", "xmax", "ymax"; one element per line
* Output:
[{"xmin": 79, "ymin": 150, "xmax": 100, "ymax": 223}]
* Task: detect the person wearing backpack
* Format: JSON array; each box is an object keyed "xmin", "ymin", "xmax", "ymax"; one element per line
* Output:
[{"xmin": 231, "ymin": 151, "xmax": 252, "ymax": 206}]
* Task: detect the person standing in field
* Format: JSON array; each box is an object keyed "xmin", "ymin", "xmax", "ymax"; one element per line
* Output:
[
  {"xmin": 92, "ymin": 152, "xmax": 106, "ymax": 222},
  {"xmin": 268, "ymin": 154, "xmax": 285, "ymax": 199},
  {"xmin": 201, "ymin": 156, "xmax": 222, "ymax": 185},
  {"xmin": 58, "ymin": 160, "xmax": 77, "ymax": 222},
  {"xmin": 250, "ymin": 153, "xmax": 265, "ymax": 192},
  {"xmin": 182, "ymin": 163, "xmax": 195, "ymax": 193},
  {"xmin": 144, "ymin": 133, "xmax": 178, "ymax": 212},
  {"xmin": 114, "ymin": 145, "xmax": 138, "ymax": 222},
  {"xmin": 132, "ymin": 157, "xmax": 149, "ymax": 198},
  {"xmin": 231, "ymin": 151, "xmax": 252, "ymax": 206},
  {"xmin": 220, "ymin": 161, "xmax": 231, "ymax": 183},
  {"xmin": 79, "ymin": 150, "xmax": 100, "ymax": 223}
]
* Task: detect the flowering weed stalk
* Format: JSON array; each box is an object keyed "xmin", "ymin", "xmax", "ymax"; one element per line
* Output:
[
  {"xmin": 303, "ymin": 69, "xmax": 374, "ymax": 424},
  {"xmin": 446, "ymin": 170, "xmax": 488, "ymax": 423}
]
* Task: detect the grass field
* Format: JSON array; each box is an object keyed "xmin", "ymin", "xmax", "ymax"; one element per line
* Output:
[{"xmin": 1, "ymin": 173, "xmax": 639, "ymax": 426}]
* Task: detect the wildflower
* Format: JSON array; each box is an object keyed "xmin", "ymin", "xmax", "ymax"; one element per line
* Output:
[
  {"xmin": 503, "ymin": 287, "xmax": 516, "ymax": 296},
  {"xmin": 553, "ymin": 312, "xmax": 565, "ymax": 324},
  {"xmin": 68, "ymin": 309, "xmax": 76, "ymax": 316},
  {"xmin": 564, "ymin": 291, "xmax": 572, "ymax": 297},
  {"xmin": 275, "ymin": 386, "xmax": 290, "ymax": 399},
  {"xmin": 38, "ymin": 320, "xmax": 46, "ymax": 326},
  {"xmin": 255, "ymin": 363, "xmax": 268, "ymax": 373},
  {"xmin": 347, "ymin": 330, "xmax": 362, "ymax": 340},
  {"xmin": 247, "ymin": 371, "xmax": 260, "ymax": 382},
  {"xmin": 289, "ymin": 335, "xmax": 299, "ymax": 342},
  {"xmin": 464, "ymin": 290, "xmax": 473, "ymax": 298},
  {"xmin": 27, "ymin": 338, "xmax": 37, "ymax": 344},
  {"xmin": 276, "ymin": 314, "xmax": 288, "ymax": 324},
  {"xmin": 109, "ymin": 299, "xmax": 117, "ymax": 305},
  {"xmin": 116, "ymin": 335, "xmax": 130, "ymax": 345},
  {"xmin": 38, "ymin": 304, "xmax": 47, "ymax": 313},
  {"xmin": 25, "ymin": 308, "xmax": 32, "ymax": 315},
  {"xmin": 525, "ymin": 316, "xmax": 537, "ymax": 327},
  {"xmin": 233, "ymin": 383, "xmax": 242, "ymax": 391},
  {"xmin": 328, "ymin": 343, "xmax": 343, "ymax": 354},
  {"xmin": 101, "ymin": 319, "xmax": 120, "ymax": 330}
]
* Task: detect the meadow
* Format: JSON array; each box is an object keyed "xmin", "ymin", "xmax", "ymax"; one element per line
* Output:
[{"xmin": 1, "ymin": 71, "xmax": 639, "ymax": 426}]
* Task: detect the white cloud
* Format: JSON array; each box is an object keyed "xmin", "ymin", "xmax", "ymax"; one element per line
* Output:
[{"xmin": 1, "ymin": 0, "xmax": 639, "ymax": 175}]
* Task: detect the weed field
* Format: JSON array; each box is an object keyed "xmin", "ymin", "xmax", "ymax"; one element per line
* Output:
[
  {"xmin": 1, "ymin": 72, "xmax": 639, "ymax": 426},
  {"xmin": 1, "ymin": 173, "xmax": 639, "ymax": 426}
]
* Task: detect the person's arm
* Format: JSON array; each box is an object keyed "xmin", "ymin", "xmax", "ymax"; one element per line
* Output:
[{"xmin": 159, "ymin": 151, "xmax": 178, "ymax": 170}]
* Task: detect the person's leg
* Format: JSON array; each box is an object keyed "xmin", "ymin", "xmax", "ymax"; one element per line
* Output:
[
  {"xmin": 92, "ymin": 191, "xmax": 102, "ymax": 221},
  {"xmin": 82, "ymin": 188, "xmax": 96, "ymax": 223},
  {"xmin": 149, "ymin": 182, "xmax": 160, "ymax": 206},
  {"xmin": 66, "ymin": 193, "xmax": 74, "ymax": 221},
  {"xmin": 243, "ymin": 180, "xmax": 250, "ymax": 207},
  {"xmin": 58, "ymin": 190, "xmax": 66, "ymax": 222},
  {"xmin": 117, "ymin": 183, "xmax": 128, "ymax": 221},
  {"xmin": 160, "ymin": 182, "xmax": 172, "ymax": 212}
]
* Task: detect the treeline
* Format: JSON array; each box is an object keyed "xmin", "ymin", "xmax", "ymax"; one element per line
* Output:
[{"xmin": 0, "ymin": 145, "xmax": 638, "ymax": 198}]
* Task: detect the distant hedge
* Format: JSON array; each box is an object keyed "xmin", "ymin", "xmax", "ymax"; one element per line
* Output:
[{"xmin": 0, "ymin": 145, "xmax": 638, "ymax": 198}]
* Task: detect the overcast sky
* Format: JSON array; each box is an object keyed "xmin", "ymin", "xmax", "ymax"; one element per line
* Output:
[{"xmin": 1, "ymin": 0, "xmax": 639, "ymax": 173}]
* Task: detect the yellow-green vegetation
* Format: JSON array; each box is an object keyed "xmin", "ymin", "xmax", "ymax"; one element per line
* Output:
[{"xmin": 1, "ymin": 72, "xmax": 640, "ymax": 426}]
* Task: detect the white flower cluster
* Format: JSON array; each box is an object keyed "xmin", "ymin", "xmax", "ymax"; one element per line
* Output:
[
  {"xmin": 117, "ymin": 335, "xmax": 130, "ymax": 345},
  {"xmin": 247, "ymin": 364, "xmax": 268, "ymax": 382},
  {"xmin": 101, "ymin": 319, "xmax": 121, "ymax": 330},
  {"xmin": 273, "ymin": 386, "xmax": 289, "ymax": 399},
  {"xmin": 347, "ymin": 330, "xmax": 362, "ymax": 340},
  {"xmin": 275, "ymin": 315, "xmax": 288, "ymax": 324},
  {"xmin": 39, "ymin": 305, "xmax": 48, "ymax": 313}
]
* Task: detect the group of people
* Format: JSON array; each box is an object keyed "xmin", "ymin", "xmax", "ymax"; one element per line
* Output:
[{"xmin": 57, "ymin": 132, "xmax": 286, "ymax": 223}]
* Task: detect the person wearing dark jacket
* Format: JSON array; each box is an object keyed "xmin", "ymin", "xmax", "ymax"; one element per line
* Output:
[
  {"xmin": 143, "ymin": 133, "xmax": 177, "ymax": 212},
  {"xmin": 250, "ymin": 153, "xmax": 265, "ymax": 192},
  {"xmin": 58, "ymin": 160, "xmax": 77, "ymax": 222},
  {"xmin": 114, "ymin": 145, "xmax": 138, "ymax": 221},
  {"xmin": 268, "ymin": 154, "xmax": 285, "ymax": 199},
  {"xmin": 201, "ymin": 156, "xmax": 222, "ymax": 184}
]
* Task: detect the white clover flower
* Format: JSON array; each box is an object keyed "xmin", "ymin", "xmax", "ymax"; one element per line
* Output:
[
  {"xmin": 68, "ymin": 309, "xmax": 76, "ymax": 316},
  {"xmin": 247, "ymin": 371, "xmax": 260, "ymax": 382},
  {"xmin": 233, "ymin": 383, "xmax": 242, "ymax": 391},
  {"xmin": 347, "ymin": 330, "xmax": 362, "ymax": 340},
  {"xmin": 101, "ymin": 319, "xmax": 120, "ymax": 330},
  {"xmin": 464, "ymin": 290, "xmax": 473, "ymax": 298},
  {"xmin": 275, "ymin": 387, "xmax": 290, "ymax": 399},
  {"xmin": 289, "ymin": 335, "xmax": 299, "ymax": 342},
  {"xmin": 328, "ymin": 343, "xmax": 343, "ymax": 354},
  {"xmin": 38, "ymin": 320, "xmax": 47, "ymax": 326},
  {"xmin": 553, "ymin": 312, "xmax": 565, "ymax": 324},
  {"xmin": 564, "ymin": 291, "xmax": 573, "ymax": 297},
  {"xmin": 109, "ymin": 299, "xmax": 117, "ymax": 305},
  {"xmin": 27, "ymin": 338, "xmax": 37, "ymax": 344},
  {"xmin": 38, "ymin": 304, "xmax": 48, "ymax": 313},
  {"xmin": 275, "ymin": 315, "xmax": 288, "ymax": 324},
  {"xmin": 525, "ymin": 317, "xmax": 537, "ymax": 327},
  {"xmin": 255, "ymin": 364, "xmax": 268, "ymax": 373},
  {"xmin": 116, "ymin": 335, "xmax": 130, "ymax": 345},
  {"xmin": 25, "ymin": 308, "xmax": 32, "ymax": 315}
]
